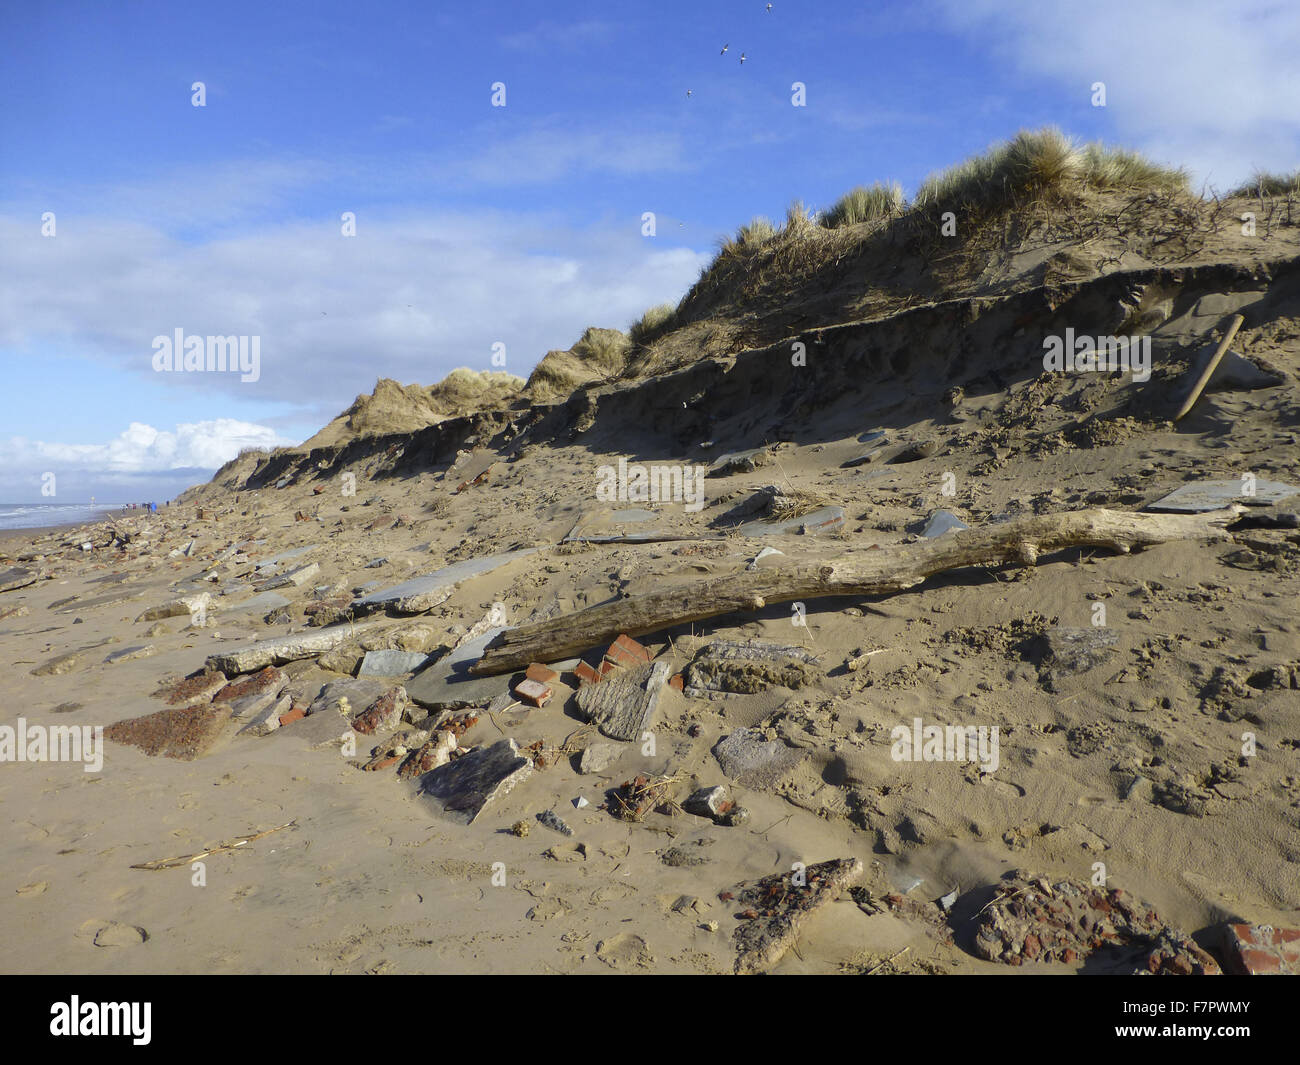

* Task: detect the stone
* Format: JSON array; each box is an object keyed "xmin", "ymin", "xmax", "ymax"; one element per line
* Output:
[
  {"xmin": 739, "ymin": 505, "xmax": 845, "ymax": 537},
  {"xmin": 536, "ymin": 809, "xmax": 574, "ymax": 836},
  {"xmin": 205, "ymin": 619, "xmax": 388, "ymax": 674},
  {"xmin": 0, "ymin": 567, "xmax": 38, "ymax": 594},
  {"xmin": 308, "ymin": 677, "xmax": 388, "ymax": 716},
  {"xmin": 213, "ymin": 665, "xmax": 288, "ymax": 707},
  {"xmin": 707, "ymin": 447, "xmax": 772, "ymax": 477},
  {"xmin": 1037, "ymin": 627, "xmax": 1119, "ymax": 690},
  {"xmin": 921, "ymin": 510, "xmax": 969, "ymax": 537},
  {"xmin": 351, "ymin": 687, "xmax": 410, "ymax": 735},
  {"xmin": 222, "ymin": 591, "xmax": 292, "ymax": 617},
  {"xmin": 352, "ymin": 549, "xmax": 538, "ymax": 614},
  {"xmin": 161, "ymin": 671, "xmax": 228, "ymax": 708},
  {"xmin": 278, "ymin": 704, "xmax": 353, "ymax": 749},
  {"xmin": 683, "ymin": 785, "xmax": 733, "ymax": 821},
  {"xmin": 730, "ymin": 858, "xmax": 863, "ymax": 974},
  {"xmin": 887, "ymin": 439, "xmax": 939, "ymax": 463},
  {"xmin": 239, "ymin": 693, "xmax": 292, "ymax": 737},
  {"xmin": 1221, "ymin": 922, "xmax": 1300, "ymax": 975},
  {"xmin": 404, "ymin": 626, "xmax": 512, "ymax": 710},
  {"xmin": 261, "ymin": 561, "xmax": 321, "ymax": 589},
  {"xmin": 31, "ymin": 652, "xmax": 80, "ymax": 676},
  {"xmin": 747, "ymin": 546, "xmax": 785, "ymax": 570},
  {"xmin": 576, "ymin": 660, "xmax": 671, "ymax": 740},
  {"xmin": 1148, "ymin": 479, "xmax": 1298, "ymax": 513},
  {"xmin": 578, "ymin": 742, "xmax": 620, "ymax": 774},
  {"xmin": 713, "ymin": 728, "xmax": 806, "ymax": 789},
  {"xmin": 104, "ymin": 645, "xmax": 156, "ymax": 665},
  {"xmin": 685, "ymin": 639, "xmax": 820, "ymax": 698},
  {"xmin": 252, "ymin": 545, "xmax": 312, "ymax": 573},
  {"xmin": 357, "ymin": 649, "xmax": 432, "ymax": 677},
  {"xmin": 416, "ymin": 738, "xmax": 534, "ymax": 825},
  {"xmin": 105, "ymin": 703, "xmax": 230, "ymax": 760},
  {"xmin": 396, "ymin": 730, "xmax": 457, "ymax": 778},
  {"xmin": 136, "ymin": 592, "xmax": 210, "ymax": 623}
]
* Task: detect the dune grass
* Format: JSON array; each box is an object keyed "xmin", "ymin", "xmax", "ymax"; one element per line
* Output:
[
  {"xmin": 822, "ymin": 182, "xmax": 905, "ymax": 229},
  {"xmin": 913, "ymin": 128, "xmax": 1188, "ymax": 213},
  {"xmin": 629, "ymin": 302, "xmax": 679, "ymax": 345},
  {"xmin": 1230, "ymin": 170, "xmax": 1300, "ymax": 197}
]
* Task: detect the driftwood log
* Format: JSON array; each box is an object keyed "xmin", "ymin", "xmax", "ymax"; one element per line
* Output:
[{"xmin": 470, "ymin": 506, "xmax": 1240, "ymax": 675}]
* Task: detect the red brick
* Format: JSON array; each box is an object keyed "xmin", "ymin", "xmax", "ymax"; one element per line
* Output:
[
  {"xmin": 278, "ymin": 707, "xmax": 306, "ymax": 727},
  {"xmin": 598, "ymin": 658, "xmax": 619, "ymax": 677},
  {"xmin": 604, "ymin": 644, "xmax": 642, "ymax": 670},
  {"xmin": 1223, "ymin": 923, "xmax": 1300, "ymax": 975},
  {"xmin": 526, "ymin": 662, "xmax": 559, "ymax": 685},
  {"xmin": 514, "ymin": 678, "xmax": 552, "ymax": 707},
  {"xmin": 669, "ymin": 673, "xmax": 684, "ymax": 691},
  {"xmin": 364, "ymin": 754, "xmax": 401, "ymax": 772},
  {"xmin": 609, "ymin": 633, "xmax": 651, "ymax": 663},
  {"xmin": 574, "ymin": 661, "xmax": 602, "ymax": 686}
]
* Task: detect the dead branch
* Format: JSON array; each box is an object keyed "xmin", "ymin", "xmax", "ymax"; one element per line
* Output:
[{"xmin": 470, "ymin": 506, "xmax": 1239, "ymax": 675}]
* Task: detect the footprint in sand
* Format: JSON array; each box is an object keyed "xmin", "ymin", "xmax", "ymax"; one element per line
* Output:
[
  {"xmin": 16, "ymin": 881, "xmax": 49, "ymax": 897},
  {"xmin": 595, "ymin": 933, "xmax": 654, "ymax": 969},
  {"xmin": 91, "ymin": 921, "xmax": 149, "ymax": 947}
]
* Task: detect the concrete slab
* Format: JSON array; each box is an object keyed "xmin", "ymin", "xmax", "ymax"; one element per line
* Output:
[
  {"xmin": 404, "ymin": 626, "xmax": 513, "ymax": 709},
  {"xmin": 358, "ymin": 649, "xmax": 433, "ymax": 677},
  {"xmin": 352, "ymin": 549, "xmax": 538, "ymax": 614},
  {"xmin": 738, "ymin": 505, "xmax": 846, "ymax": 537},
  {"xmin": 921, "ymin": 510, "xmax": 970, "ymax": 537},
  {"xmin": 1148, "ymin": 479, "xmax": 1298, "ymax": 512},
  {"xmin": 417, "ymin": 738, "xmax": 533, "ymax": 824}
]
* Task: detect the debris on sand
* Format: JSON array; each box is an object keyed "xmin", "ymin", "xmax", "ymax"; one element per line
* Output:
[
  {"xmin": 729, "ymin": 857, "xmax": 863, "ymax": 974},
  {"xmin": 685, "ymin": 638, "xmax": 820, "ymax": 697},
  {"xmin": 576, "ymin": 660, "xmax": 671, "ymax": 740},
  {"xmin": 605, "ymin": 774, "xmax": 680, "ymax": 822},
  {"xmin": 972, "ymin": 872, "xmax": 1220, "ymax": 973},
  {"xmin": 712, "ymin": 728, "xmax": 806, "ymax": 789},
  {"xmin": 416, "ymin": 738, "xmax": 533, "ymax": 824}
]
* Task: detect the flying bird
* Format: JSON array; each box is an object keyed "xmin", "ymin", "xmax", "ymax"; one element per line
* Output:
[
  {"xmin": 686, "ymin": 89, "xmax": 693, "ymax": 97},
  {"xmin": 766, "ymin": 3, "xmax": 773, "ymax": 11},
  {"xmin": 720, "ymin": 43, "xmax": 729, "ymax": 54},
  {"xmin": 739, "ymin": 52, "xmax": 747, "ymax": 64}
]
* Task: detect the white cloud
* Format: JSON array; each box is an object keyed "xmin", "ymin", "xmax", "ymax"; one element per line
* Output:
[
  {"xmin": 0, "ymin": 208, "xmax": 712, "ymax": 433},
  {"xmin": 933, "ymin": 0, "xmax": 1300, "ymax": 187},
  {"xmin": 3, "ymin": 419, "xmax": 294, "ymax": 475}
]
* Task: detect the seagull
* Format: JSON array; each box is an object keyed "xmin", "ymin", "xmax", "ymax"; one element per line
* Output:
[
  {"xmin": 766, "ymin": 3, "xmax": 773, "ymax": 11},
  {"xmin": 686, "ymin": 89, "xmax": 693, "ymax": 97},
  {"xmin": 739, "ymin": 52, "xmax": 747, "ymax": 64},
  {"xmin": 720, "ymin": 43, "xmax": 729, "ymax": 55}
]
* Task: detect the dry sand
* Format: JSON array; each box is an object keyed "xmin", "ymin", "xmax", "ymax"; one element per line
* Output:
[{"xmin": 3, "ymin": 189, "xmax": 1299, "ymax": 976}]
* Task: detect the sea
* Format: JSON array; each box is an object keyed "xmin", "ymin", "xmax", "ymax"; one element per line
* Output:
[{"xmin": 0, "ymin": 502, "xmax": 128, "ymax": 532}]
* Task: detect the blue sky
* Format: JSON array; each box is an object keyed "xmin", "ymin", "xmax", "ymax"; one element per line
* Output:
[{"xmin": 2, "ymin": 0, "xmax": 1297, "ymax": 502}]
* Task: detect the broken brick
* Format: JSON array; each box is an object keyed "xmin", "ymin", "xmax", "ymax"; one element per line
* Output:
[
  {"xmin": 605, "ymin": 633, "xmax": 652, "ymax": 669},
  {"xmin": 278, "ymin": 706, "xmax": 306, "ymax": 727},
  {"xmin": 526, "ymin": 662, "xmax": 559, "ymax": 685},
  {"xmin": 669, "ymin": 673, "xmax": 684, "ymax": 691},
  {"xmin": 1222, "ymin": 923, "xmax": 1300, "ymax": 975},
  {"xmin": 514, "ymin": 678, "xmax": 552, "ymax": 707},
  {"xmin": 575, "ymin": 661, "xmax": 602, "ymax": 686}
]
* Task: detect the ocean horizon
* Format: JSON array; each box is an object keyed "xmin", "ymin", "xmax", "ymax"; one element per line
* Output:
[{"xmin": 0, "ymin": 502, "xmax": 129, "ymax": 532}]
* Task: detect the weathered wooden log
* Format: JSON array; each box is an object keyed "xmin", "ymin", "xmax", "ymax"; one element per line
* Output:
[{"xmin": 469, "ymin": 506, "xmax": 1239, "ymax": 675}]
